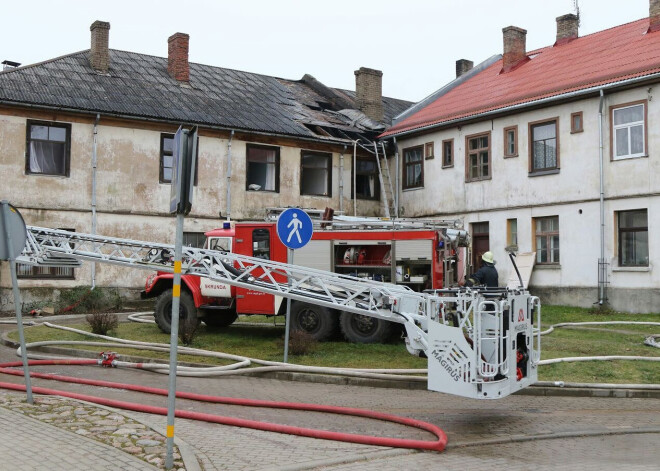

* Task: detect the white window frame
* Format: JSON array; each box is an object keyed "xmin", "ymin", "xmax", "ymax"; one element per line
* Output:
[{"xmin": 612, "ymin": 103, "xmax": 645, "ymax": 160}]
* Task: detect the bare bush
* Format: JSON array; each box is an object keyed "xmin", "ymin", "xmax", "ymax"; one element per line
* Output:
[
  {"xmin": 85, "ymin": 312, "xmax": 119, "ymax": 335},
  {"xmin": 285, "ymin": 330, "xmax": 318, "ymax": 356}
]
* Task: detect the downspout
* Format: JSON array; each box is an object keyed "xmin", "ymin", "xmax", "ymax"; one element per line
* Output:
[
  {"xmin": 339, "ymin": 145, "xmax": 346, "ymax": 213},
  {"xmin": 598, "ymin": 89, "xmax": 606, "ymax": 305},
  {"xmin": 225, "ymin": 130, "xmax": 234, "ymax": 220},
  {"xmin": 353, "ymin": 140, "xmax": 358, "ymax": 216},
  {"xmin": 91, "ymin": 113, "xmax": 100, "ymax": 289},
  {"xmin": 393, "ymin": 137, "xmax": 399, "ymax": 218}
]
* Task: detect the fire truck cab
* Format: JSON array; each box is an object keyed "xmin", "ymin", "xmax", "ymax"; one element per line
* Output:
[{"xmin": 143, "ymin": 217, "xmax": 469, "ymax": 344}]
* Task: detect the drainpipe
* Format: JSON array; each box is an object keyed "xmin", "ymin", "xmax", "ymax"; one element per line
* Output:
[
  {"xmin": 353, "ymin": 140, "xmax": 358, "ymax": 216},
  {"xmin": 91, "ymin": 113, "xmax": 100, "ymax": 289},
  {"xmin": 225, "ymin": 130, "xmax": 234, "ymax": 220},
  {"xmin": 393, "ymin": 137, "xmax": 399, "ymax": 218},
  {"xmin": 598, "ymin": 89, "xmax": 606, "ymax": 305},
  {"xmin": 339, "ymin": 145, "xmax": 346, "ymax": 213}
]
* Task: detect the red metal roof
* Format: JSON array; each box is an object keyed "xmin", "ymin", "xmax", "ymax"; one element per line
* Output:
[{"xmin": 382, "ymin": 18, "xmax": 660, "ymax": 137}]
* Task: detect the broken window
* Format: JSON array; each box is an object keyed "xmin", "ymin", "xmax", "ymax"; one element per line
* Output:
[
  {"xmin": 246, "ymin": 144, "xmax": 279, "ymax": 192},
  {"xmin": 25, "ymin": 120, "xmax": 71, "ymax": 176},
  {"xmin": 403, "ymin": 145, "xmax": 424, "ymax": 189},
  {"xmin": 300, "ymin": 151, "xmax": 331, "ymax": 197},
  {"xmin": 354, "ymin": 157, "xmax": 380, "ymax": 200}
]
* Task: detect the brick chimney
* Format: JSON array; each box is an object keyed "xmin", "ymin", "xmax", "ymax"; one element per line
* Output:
[
  {"xmin": 168, "ymin": 33, "xmax": 190, "ymax": 82},
  {"xmin": 456, "ymin": 59, "xmax": 473, "ymax": 78},
  {"xmin": 90, "ymin": 21, "xmax": 110, "ymax": 74},
  {"xmin": 354, "ymin": 67, "xmax": 384, "ymax": 122},
  {"xmin": 501, "ymin": 26, "xmax": 528, "ymax": 73},
  {"xmin": 555, "ymin": 14, "xmax": 579, "ymax": 45},
  {"xmin": 649, "ymin": 0, "xmax": 660, "ymax": 33}
]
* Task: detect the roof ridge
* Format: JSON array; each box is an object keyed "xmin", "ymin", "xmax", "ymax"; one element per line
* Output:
[{"xmin": 0, "ymin": 49, "xmax": 89, "ymax": 75}]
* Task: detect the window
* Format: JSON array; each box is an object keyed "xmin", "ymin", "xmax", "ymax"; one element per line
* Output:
[
  {"xmin": 442, "ymin": 139, "xmax": 453, "ymax": 168},
  {"xmin": 571, "ymin": 112, "xmax": 583, "ymax": 133},
  {"xmin": 253, "ymin": 229, "xmax": 270, "ymax": 259},
  {"xmin": 425, "ymin": 142, "xmax": 434, "ymax": 160},
  {"xmin": 246, "ymin": 144, "xmax": 279, "ymax": 192},
  {"xmin": 618, "ymin": 209, "xmax": 648, "ymax": 267},
  {"xmin": 507, "ymin": 218, "xmax": 518, "ymax": 246},
  {"xmin": 160, "ymin": 133, "xmax": 198, "ymax": 185},
  {"xmin": 402, "ymin": 145, "xmax": 424, "ymax": 189},
  {"xmin": 300, "ymin": 151, "xmax": 331, "ymax": 197},
  {"xmin": 504, "ymin": 126, "xmax": 518, "ymax": 157},
  {"xmin": 354, "ymin": 157, "xmax": 380, "ymax": 200},
  {"xmin": 17, "ymin": 228, "xmax": 75, "ymax": 279},
  {"xmin": 529, "ymin": 119, "xmax": 559, "ymax": 173},
  {"xmin": 465, "ymin": 132, "xmax": 491, "ymax": 181},
  {"xmin": 183, "ymin": 232, "xmax": 206, "ymax": 248},
  {"xmin": 534, "ymin": 216, "xmax": 559, "ymax": 264},
  {"xmin": 611, "ymin": 102, "xmax": 646, "ymax": 160},
  {"xmin": 25, "ymin": 120, "xmax": 71, "ymax": 176}
]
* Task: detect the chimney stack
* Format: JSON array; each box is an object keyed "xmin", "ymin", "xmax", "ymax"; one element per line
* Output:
[
  {"xmin": 501, "ymin": 26, "xmax": 528, "ymax": 73},
  {"xmin": 649, "ymin": 0, "xmax": 660, "ymax": 33},
  {"xmin": 168, "ymin": 33, "xmax": 190, "ymax": 82},
  {"xmin": 456, "ymin": 59, "xmax": 473, "ymax": 78},
  {"xmin": 555, "ymin": 14, "xmax": 579, "ymax": 45},
  {"xmin": 354, "ymin": 67, "xmax": 384, "ymax": 122},
  {"xmin": 90, "ymin": 21, "xmax": 110, "ymax": 74}
]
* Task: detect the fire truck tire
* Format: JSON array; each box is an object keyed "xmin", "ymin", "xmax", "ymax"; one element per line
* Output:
[
  {"xmin": 201, "ymin": 309, "xmax": 238, "ymax": 329},
  {"xmin": 290, "ymin": 302, "xmax": 338, "ymax": 341},
  {"xmin": 154, "ymin": 289, "xmax": 198, "ymax": 334},
  {"xmin": 339, "ymin": 312, "xmax": 394, "ymax": 344}
]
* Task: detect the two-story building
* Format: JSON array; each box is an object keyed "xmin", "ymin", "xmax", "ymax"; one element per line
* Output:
[
  {"xmin": 381, "ymin": 3, "xmax": 660, "ymax": 312},
  {"xmin": 0, "ymin": 20, "xmax": 411, "ymax": 306}
]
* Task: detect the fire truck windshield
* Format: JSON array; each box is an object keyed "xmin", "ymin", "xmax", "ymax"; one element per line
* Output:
[{"xmin": 206, "ymin": 237, "xmax": 232, "ymax": 252}]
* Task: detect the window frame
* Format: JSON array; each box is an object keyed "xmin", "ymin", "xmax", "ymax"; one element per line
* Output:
[
  {"xmin": 300, "ymin": 150, "xmax": 332, "ymax": 197},
  {"xmin": 507, "ymin": 218, "xmax": 518, "ymax": 247},
  {"xmin": 352, "ymin": 155, "xmax": 381, "ymax": 201},
  {"xmin": 465, "ymin": 131, "xmax": 492, "ymax": 182},
  {"xmin": 503, "ymin": 125, "xmax": 518, "ymax": 158},
  {"xmin": 246, "ymin": 143, "xmax": 280, "ymax": 193},
  {"xmin": 442, "ymin": 139, "xmax": 454, "ymax": 168},
  {"xmin": 533, "ymin": 216, "xmax": 560, "ymax": 265},
  {"xmin": 570, "ymin": 111, "xmax": 583, "ymax": 134},
  {"xmin": 425, "ymin": 142, "xmax": 434, "ymax": 160},
  {"xmin": 25, "ymin": 120, "xmax": 72, "ymax": 177},
  {"xmin": 528, "ymin": 117, "xmax": 560, "ymax": 175},
  {"xmin": 617, "ymin": 209, "xmax": 649, "ymax": 267},
  {"xmin": 183, "ymin": 231, "xmax": 206, "ymax": 249},
  {"xmin": 402, "ymin": 145, "xmax": 424, "ymax": 190},
  {"xmin": 159, "ymin": 133, "xmax": 198, "ymax": 185},
  {"xmin": 610, "ymin": 100, "xmax": 647, "ymax": 161}
]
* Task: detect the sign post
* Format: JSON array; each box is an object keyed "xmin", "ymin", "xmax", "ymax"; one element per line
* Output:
[
  {"xmin": 275, "ymin": 208, "xmax": 313, "ymax": 362},
  {"xmin": 0, "ymin": 201, "xmax": 33, "ymax": 404},
  {"xmin": 165, "ymin": 125, "xmax": 197, "ymax": 470}
]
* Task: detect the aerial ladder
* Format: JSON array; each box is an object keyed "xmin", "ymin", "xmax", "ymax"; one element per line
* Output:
[{"xmin": 16, "ymin": 225, "xmax": 541, "ymax": 400}]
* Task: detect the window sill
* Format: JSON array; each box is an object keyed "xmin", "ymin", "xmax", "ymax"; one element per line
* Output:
[
  {"xmin": 570, "ymin": 129, "xmax": 584, "ymax": 134},
  {"xmin": 247, "ymin": 189, "xmax": 279, "ymax": 193},
  {"xmin": 529, "ymin": 168, "xmax": 560, "ymax": 177},
  {"xmin": 301, "ymin": 194, "xmax": 332, "ymax": 198},
  {"xmin": 465, "ymin": 176, "xmax": 492, "ymax": 183},
  {"xmin": 612, "ymin": 265, "xmax": 650, "ymax": 272},
  {"xmin": 612, "ymin": 154, "xmax": 648, "ymax": 161},
  {"xmin": 504, "ymin": 154, "xmax": 518, "ymax": 158},
  {"xmin": 402, "ymin": 186, "xmax": 424, "ymax": 192},
  {"xmin": 442, "ymin": 164, "xmax": 454, "ymax": 169},
  {"xmin": 534, "ymin": 263, "xmax": 561, "ymax": 270}
]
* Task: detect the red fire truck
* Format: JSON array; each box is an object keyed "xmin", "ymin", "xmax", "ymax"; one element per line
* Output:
[{"xmin": 142, "ymin": 214, "xmax": 469, "ymax": 343}]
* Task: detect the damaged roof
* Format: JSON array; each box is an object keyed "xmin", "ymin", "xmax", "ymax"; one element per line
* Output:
[
  {"xmin": 0, "ymin": 49, "xmax": 412, "ymax": 142},
  {"xmin": 382, "ymin": 17, "xmax": 660, "ymax": 138}
]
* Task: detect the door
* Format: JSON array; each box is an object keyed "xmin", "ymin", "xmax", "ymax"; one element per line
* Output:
[
  {"xmin": 471, "ymin": 222, "xmax": 490, "ymax": 274},
  {"xmin": 235, "ymin": 227, "xmax": 276, "ymax": 314}
]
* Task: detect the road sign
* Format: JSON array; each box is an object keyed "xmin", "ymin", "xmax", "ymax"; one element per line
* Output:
[
  {"xmin": 276, "ymin": 208, "xmax": 313, "ymax": 250},
  {"xmin": 0, "ymin": 201, "xmax": 27, "ymax": 260}
]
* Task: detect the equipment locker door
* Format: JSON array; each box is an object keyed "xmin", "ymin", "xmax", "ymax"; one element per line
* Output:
[{"xmin": 235, "ymin": 227, "xmax": 276, "ymax": 314}]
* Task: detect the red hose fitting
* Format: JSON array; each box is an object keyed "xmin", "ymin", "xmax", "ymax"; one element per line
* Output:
[{"xmin": 99, "ymin": 352, "xmax": 118, "ymax": 367}]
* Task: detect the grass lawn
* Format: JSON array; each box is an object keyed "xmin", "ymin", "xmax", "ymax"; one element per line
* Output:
[{"xmin": 7, "ymin": 305, "xmax": 659, "ymax": 384}]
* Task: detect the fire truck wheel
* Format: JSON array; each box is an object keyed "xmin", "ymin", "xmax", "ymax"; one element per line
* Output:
[
  {"xmin": 154, "ymin": 289, "xmax": 198, "ymax": 334},
  {"xmin": 339, "ymin": 312, "xmax": 393, "ymax": 344},
  {"xmin": 201, "ymin": 309, "xmax": 238, "ymax": 329},
  {"xmin": 290, "ymin": 302, "xmax": 338, "ymax": 341}
]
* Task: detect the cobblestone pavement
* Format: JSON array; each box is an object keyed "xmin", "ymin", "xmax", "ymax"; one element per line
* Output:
[{"xmin": 1, "ymin": 317, "xmax": 660, "ymax": 470}]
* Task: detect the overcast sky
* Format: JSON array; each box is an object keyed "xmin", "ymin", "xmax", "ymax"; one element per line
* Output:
[{"xmin": 0, "ymin": 0, "xmax": 651, "ymax": 102}]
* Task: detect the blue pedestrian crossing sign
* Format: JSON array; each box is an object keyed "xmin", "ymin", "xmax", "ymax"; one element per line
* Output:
[{"xmin": 276, "ymin": 208, "xmax": 313, "ymax": 250}]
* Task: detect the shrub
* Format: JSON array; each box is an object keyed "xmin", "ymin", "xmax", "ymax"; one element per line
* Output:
[
  {"xmin": 85, "ymin": 312, "xmax": 119, "ymax": 335},
  {"xmin": 178, "ymin": 316, "xmax": 199, "ymax": 346},
  {"xmin": 283, "ymin": 330, "xmax": 318, "ymax": 356},
  {"xmin": 57, "ymin": 287, "xmax": 123, "ymax": 314}
]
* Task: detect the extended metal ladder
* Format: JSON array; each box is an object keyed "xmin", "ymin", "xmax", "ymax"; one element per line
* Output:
[{"xmin": 374, "ymin": 142, "xmax": 396, "ymax": 218}]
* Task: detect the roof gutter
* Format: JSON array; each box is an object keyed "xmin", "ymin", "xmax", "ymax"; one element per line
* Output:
[
  {"xmin": 0, "ymin": 99, "xmax": 354, "ymax": 148},
  {"xmin": 383, "ymin": 70, "xmax": 660, "ymax": 139}
]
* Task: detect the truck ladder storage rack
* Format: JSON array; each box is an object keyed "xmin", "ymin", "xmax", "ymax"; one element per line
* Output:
[{"xmin": 17, "ymin": 226, "xmax": 540, "ymax": 400}]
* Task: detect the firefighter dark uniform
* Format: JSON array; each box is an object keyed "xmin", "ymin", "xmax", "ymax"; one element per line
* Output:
[{"xmin": 465, "ymin": 251, "xmax": 498, "ymax": 288}]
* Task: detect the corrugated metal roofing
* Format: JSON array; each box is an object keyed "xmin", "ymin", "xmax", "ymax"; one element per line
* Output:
[
  {"xmin": 0, "ymin": 49, "xmax": 411, "ymax": 140},
  {"xmin": 382, "ymin": 17, "xmax": 660, "ymax": 137}
]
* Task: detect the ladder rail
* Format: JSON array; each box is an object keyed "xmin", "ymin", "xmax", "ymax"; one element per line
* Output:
[{"xmin": 380, "ymin": 141, "xmax": 396, "ymax": 217}]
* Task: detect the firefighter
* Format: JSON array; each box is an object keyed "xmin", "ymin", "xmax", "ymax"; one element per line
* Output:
[{"xmin": 463, "ymin": 251, "xmax": 498, "ymax": 288}]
